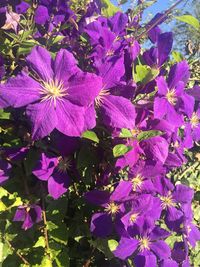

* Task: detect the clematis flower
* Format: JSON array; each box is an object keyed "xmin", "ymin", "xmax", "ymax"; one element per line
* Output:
[
  {"xmin": 114, "ymin": 219, "xmax": 171, "ymax": 263},
  {"xmin": 154, "ymin": 61, "xmax": 193, "ymax": 126},
  {"xmin": 0, "ymin": 46, "xmax": 102, "ymax": 139},
  {"xmin": 0, "ymin": 160, "xmax": 11, "ymax": 184},
  {"xmin": 13, "ymin": 204, "xmax": 42, "ymax": 230},
  {"xmin": 32, "ymin": 152, "xmax": 71, "ymax": 199},
  {"xmin": 85, "ymin": 181, "xmax": 132, "ymax": 237}
]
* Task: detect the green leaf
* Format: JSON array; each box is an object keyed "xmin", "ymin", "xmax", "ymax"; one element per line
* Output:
[
  {"xmin": 41, "ymin": 256, "xmax": 53, "ymax": 267},
  {"xmin": 175, "ymin": 15, "xmax": 200, "ymax": 30},
  {"xmin": 17, "ymin": 40, "xmax": 38, "ymax": 56},
  {"xmin": 33, "ymin": 236, "xmax": 46, "ymax": 248},
  {"xmin": 101, "ymin": 0, "xmax": 120, "ymax": 17},
  {"xmin": 82, "ymin": 130, "xmax": 99, "ymax": 143},
  {"xmin": 0, "ymin": 109, "xmax": 10, "ymax": 120},
  {"xmin": 50, "ymin": 35, "xmax": 65, "ymax": 45},
  {"xmin": 137, "ymin": 130, "xmax": 163, "ymax": 142},
  {"xmin": 119, "ymin": 128, "xmax": 133, "ymax": 138},
  {"xmin": 113, "ymin": 144, "xmax": 132, "ymax": 158},
  {"xmin": 172, "ymin": 51, "xmax": 184, "ymax": 62},
  {"xmin": 133, "ymin": 65, "xmax": 159, "ymax": 84},
  {"xmin": 108, "ymin": 239, "xmax": 118, "ymax": 252}
]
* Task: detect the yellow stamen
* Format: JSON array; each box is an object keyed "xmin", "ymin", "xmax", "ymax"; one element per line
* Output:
[
  {"xmin": 129, "ymin": 213, "xmax": 139, "ymax": 223},
  {"xmin": 131, "ymin": 128, "xmax": 141, "ymax": 137},
  {"xmin": 40, "ymin": 79, "xmax": 67, "ymax": 107},
  {"xmin": 95, "ymin": 89, "xmax": 110, "ymax": 107},
  {"xmin": 139, "ymin": 237, "xmax": 151, "ymax": 251},
  {"xmin": 57, "ymin": 157, "xmax": 71, "ymax": 173},
  {"xmin": 160, "ymin": 193, "xmax": 175, "ymax": 209},
  {"xmin": 166, "ymin": 89, "xmax": 177, "ymax": 105},
  {"xmin": 106, "ymin": 49, "xmax": 114, "ymax": 57},
  {"xmin": 105, "ymin": 202, "xmax": 120, "ymax": 215},
  {"xmin": 132, "ymin": 174, "xmax": 143, "ymax": 191},
  {"xmin": 190, "ymin": 112, "xmax": 199, "ymax": 128}
]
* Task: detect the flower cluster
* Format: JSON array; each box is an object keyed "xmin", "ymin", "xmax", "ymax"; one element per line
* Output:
[{"xmin": 0, "ymin": 0, "xmax": 200, "ymax": 266}]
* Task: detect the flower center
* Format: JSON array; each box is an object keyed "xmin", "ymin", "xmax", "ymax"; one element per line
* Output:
[
  {"xmin": 160, "ymin": 193, "xmax": 175, "ymax": 209},
  {"xmin": 40, "ymin": 79, "xmax": 67, "ymax": 107},
  {"xmin": 132, "ymin": 174, "xmax": 143, "ymax": 191},
  {"xmin": 106, "ymin": 49, "xmax": 114, "ymax": 57},
  {"xmin": 95, "ymin": 89, "xmax": 110, "ymax": 107},
  {"xmin": 57, "ymin": 157, "xmax": 71, "ymax": 173},
  {"xmin": 131, "ymin": 128, "xmax": 141, "ymax": 137},
  {"xmin": 190, "ymin": 112, "xmax": 199, "ymax": 128},
  {"xmin": 130, "ymin": 213, "xmax": 139, "ymax": 223},
  {"xmin": 139, "ymin": 237, "xmax": 151, "ymax": 251},
  {"xmin": 105, "ymin": 202, "xmax": 120, "ymax": 215},
  {"xmin": 166, "ymin": 89, "xmax": 177, "ymax": 105}
]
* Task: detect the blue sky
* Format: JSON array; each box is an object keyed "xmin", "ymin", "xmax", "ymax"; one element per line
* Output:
[{"xmin": 111, "ymin": 0, "xmax": 191, "ymax": 31}]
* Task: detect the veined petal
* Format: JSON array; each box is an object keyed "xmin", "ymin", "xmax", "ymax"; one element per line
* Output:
[
  {"xmin": 48, "ymin": 171, "xmax": 70, "ymax": 199},
  {"xmin": 150, "ymin": 240, "xmax": 171, "ymax": 259},
  {"xmin": 26, "ymin": 101, "xmax": 57, "ymax": 140},
  {"xmin": 0, "ymin": 73, "xmax": 40, "ymax": 108},
  {"xmin": 157, "ymin": 32, "xmax": 173, "ymax": 66},
  {"xmin": 67, "ymin": 72, "xmax": 102, "ymax": 106},
  {"xmin": 114, "ymin": 237, "xmax": 139, "ymax": 260},
  {"xmin": 26, "ymin": 46, "xmax": 54, "ymax": 82},
  {"xmin": 156, "ymin": 76, "xmax": 168, "ymax": 95},
  {"xmin": 54, "ymin": 49, "xmax": 78, "ymax": 82},
  {"xmin": 167, "ymin": 61, "xmax": 190, "ymax": 89},
  {"xmin": 90, "ymin": 212, "xmax": 113, "ymax": 237},
  {"xmin": 55, "ymin": 100, "xmax": 85, "ymax": 137},
  {"xmin": 100, "ymin": 95, "xmax": 136, "ymax": 129}
]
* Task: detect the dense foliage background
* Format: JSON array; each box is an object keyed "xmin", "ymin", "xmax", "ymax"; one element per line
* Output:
[{"xmin": 0, "ymin": 0, "xmax": 199, "ymax": 266}]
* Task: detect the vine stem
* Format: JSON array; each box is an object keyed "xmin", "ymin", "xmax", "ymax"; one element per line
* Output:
[
  {"xmin": 136, "ymin": 0, "xmax": 185, "ymax": 40},
  {"xmin": 42, "ymin": 197, "xmax": 50, "ymax": 253},
  {"xmin": 4, "ymin": 237, "xmax": 30, "ymax": 265}
]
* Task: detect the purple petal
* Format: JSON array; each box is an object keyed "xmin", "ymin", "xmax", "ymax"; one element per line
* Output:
[
  {"xmin": 150, "ymin": 240, "xmax": 171, "ymax": 259},
  {"xmin": 26, "ymin": 46, "xmax": 54, "ymax": 82},
  {"xmin": 0, "ymin": 73, "xmax": 40, "ymax": 108},
  {"xmin": 114, "ymin": 237, "xmax": 138, "ymax": 260},
  {"xmin": 67, "ymin": 72, "xmax": 102, "ymax": 106},
  {"xmin": 110, "ymin": 181, "xmax": 132, "ymax": 202},
  {"xmin": 35, "ymin": 5, "xmax": 49, "ymax": 24},
  {"xmin": 157, "ymin": 32, "xmax": 173, "ymax": 66},
  {"xmin": 98, "ymin": 56, "xmax": 125, "ymax": 89},
  {"xmin": 173, "ymin": 184, "xmax": 194, "ymax": 204},
  {"xmin": 100, "ymin": 95, "xmax": 135, "ymax": 129},
  {"xmin": 84, "ymin": 104, "xmax": 96, "ymax": 130},
  {"xmin": 13, "ymin": 207, "xmax": 26, "ymax": 221},
  {"xmin": 85, "ymin": 190, "xmax": 110, "ymax": 205},
  {"xmin": 150, "ymin": 226, "xmax": 170, "ymax": 241},
  {"xmin": 32, "ymin": 153, "xmax": 58, "ymax": 181},
  {"xmin": 54, "ymin": 49, "xmax": 78, "ymax": 82},
  {"xmin": 167, "ymin": 61, "xmax": 190, "ymax": 89},
  {"xmin": 90, "ymin": 212, "xmax": 113, "ymax": 237},
  {"xmin": 154, "ymin": 97, "xmax": 168, "ymax": 120},
  {"xmin": 134, "ymin": 250, "xmax": 157, "ymax": 266},
  {"xmin": 156, "ymin": 76, "xmax": 168, "ymax": 95},
  {"xmin": 55, "ymin": 100, "xmax": 85, "ymax": 137},
  {"xmin": 48, "ymin": 171, "xmax": 70, "ymax": 199},
  {"xmin": 26, "ymin": 101, "xmax": 57, "ymax": 140},
  {"xmin": 160, "ymin": 259, "xmax": 179, "ymax": 267}
]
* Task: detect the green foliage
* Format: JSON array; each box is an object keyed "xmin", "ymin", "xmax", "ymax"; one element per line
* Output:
[
  {"xmin": 101, "ymin": 0, "xmax": 120, "ymax": 17},
  {"xmin": 133, "ymin": 64, "xmax": 159, "ymax": 85},
  {"xmin": 113, "ymin": 144, "xmax": 132, "ymax": 158},
  {"xmin": 175, "ymin": 15, "xmax": 200, "ymax": 30}
]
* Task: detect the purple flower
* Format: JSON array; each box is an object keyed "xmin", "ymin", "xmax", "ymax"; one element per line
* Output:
[
  {"xmin": 13, "ymin": 204, "xmax": 42, "ymax": 230},
  {"xmin": 154, "ymin": 61, "xmax": 193, "ymax": 126},
  {"xmin": 85, "ymin": 181, "xmax": 132, "ymax": 237},
  {"xmin": 0, "ymin": 46, "xmax": 102, "ymax": 139},
  {"xmin": 1, "ymin": 8, "xmax": 20, "ymax": 33},
  {"xmin": 0, "ymin": 160, "xmax": 11, "ymax": 185},
  {"xmin": 114, "ymin": 220, "xmax": 171, "ymax": 262},
  {"xmin": 32, "ymin": 152, "xmax": 70, "ymax": 199}
]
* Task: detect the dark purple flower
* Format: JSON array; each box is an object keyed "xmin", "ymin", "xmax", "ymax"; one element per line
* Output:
[
  {"xmin": 32, "ymin": 152, "xmax": 70, "ymax": 199},
  {"xmin": 13, "ymin": 204, "xmax": 42, "ymax": 230}
]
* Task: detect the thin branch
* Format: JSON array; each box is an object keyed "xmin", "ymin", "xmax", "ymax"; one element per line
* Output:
[
  {"xmin": 136, "ymin": 0, "xmax": 185, "ymax": 40},
  {"xmin": 4, "ymin": 237, "xmax": 30, "ymax": 265}
]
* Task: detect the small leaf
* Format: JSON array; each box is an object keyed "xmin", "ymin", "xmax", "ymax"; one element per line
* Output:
[
  {"xmin": 82, "ymin": 131, "xmax": 99, "ymax": 143},
  {"xmin": 133, "ymin": 65, "xmax": 159, "ymax": 84},
  {"xmin": 119, "ymin": 128, "xmax": 133, "ymax": 138},
  {"xmin": 172, "ymin": 51, "xmax": 184, "ymax": 62},
  {"xmin": 33, "ymin": 236, "xmax": 46, "ymax": 248},
  {"xmin": 108, "ymin": 239, "xmax": 118, "ymax": 252},
  {"xmin": 137, "ymin": 130, "xmax": 163, "ymax": 142},
  {"xmin": 175, "ymin": 15, "xmax": 200, "ymax": 30},
  {"xmin": 113, "ymin": 144, "xmax": 132, "ymax": 158},
  {"xmin": 41, "ymin": 256, "xmax": 53, "ymax": 267},
  {"xmin": 101, "ymin": 0, "xmax": 120, "ymax": 17}
]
